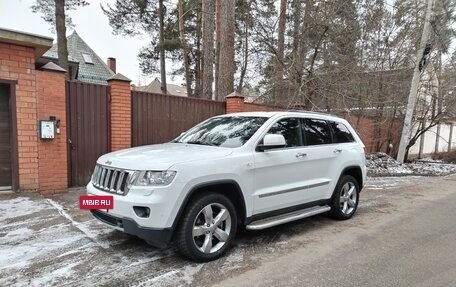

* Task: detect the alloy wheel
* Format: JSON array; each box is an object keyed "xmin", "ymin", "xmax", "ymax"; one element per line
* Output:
[
  {"xmin": 339, "ymin": 182, "xmax": 358, "ymax": 215},
  {"xmin": 192, "ymin": 203, "xmax": 232, "ymax": 254}
]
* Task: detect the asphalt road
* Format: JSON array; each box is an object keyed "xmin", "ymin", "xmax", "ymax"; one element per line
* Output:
[
  {"xmin": 212, "ymin": 175, "xmax": 456, "ymax": 287},
  {"xmin": 1, "ymin": 175, "xmax": 455, "ymax": 286}
]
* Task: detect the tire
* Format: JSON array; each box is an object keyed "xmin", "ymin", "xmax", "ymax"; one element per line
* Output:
[
  {"xmin": 175, "ymin": 193, "xmax": 237, "ymax": 262},
  {"xmin": 329, "ymin": 175, "xmax": 360, "ymax": 220}
]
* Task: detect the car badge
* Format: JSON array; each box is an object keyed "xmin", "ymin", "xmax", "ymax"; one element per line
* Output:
[{"xmin": 105, "ymin": 160, "xmax": 112, "ymax": 165}]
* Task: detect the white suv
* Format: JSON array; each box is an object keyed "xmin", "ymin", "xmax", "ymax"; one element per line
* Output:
[{"xmin": 87, "ymin": 111, "xmax": 366, "ymax": 261}]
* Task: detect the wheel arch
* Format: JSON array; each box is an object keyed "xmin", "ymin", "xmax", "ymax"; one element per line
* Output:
[
  {"xmin": 171, "ymin": 180, "xmax": 247, "ymax": 233},
  {"xmin": 340, "ymin": 165, "xmax": 364, "ymax": 189}
]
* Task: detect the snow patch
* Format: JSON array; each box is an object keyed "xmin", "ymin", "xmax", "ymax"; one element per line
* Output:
[
  {"xmin": 367, "ymin": 153, "xmax": 456, "ymax": 176},
  {"xmin": 46, "ymin": 198, "xmax": 110, "ymax": 249}
]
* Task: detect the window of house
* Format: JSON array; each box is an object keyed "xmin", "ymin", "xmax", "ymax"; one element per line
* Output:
[
  {"xmin": 330, "ymin": 121, "xmax": 355, "ymax": 143},
  {"xmin": 266, "ymin": 118, "xmax": 302, "ymax": 147},
  {"xmin": 303, "ymin": 119, "xmax": 332, "ymax": 145},
  {"xmin": 81, "ymin": 52, "xmax": 94, "ymax": 64}
]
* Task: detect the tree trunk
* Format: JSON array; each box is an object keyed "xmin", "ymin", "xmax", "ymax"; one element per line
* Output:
[
  {"xmin": 434, "ymin": 47, "xmax": 443, "ymax": 153},
  {"xmin": 201, "ymin": 0, "xmax": 215, "ymax": 99},
  {"xmin": 194, "ymin": 6, "xmax": 202, "ymax": 98},
  {"xmin": 273, "ymin": 0, "xmax": 287, "ymax": 103},
  {"xmin": 237, "ymin": 0, "xmax": 251, "ymax": 92},
  {"xmin": 291, "ymin": 0, "xmax": 302, "ymax": 103},
  {"xmin": 178, "ymin": 0, "xmax": 192, "ymax": 97},
  {"xmin": 216, "ymin": 0, "xmax": 235, "ymax": 101},
  {"xmin": 299, "ymin": 0, "xmax": 312, "ymax": 106},
  {"xmin": 214, "ymin": 0, "xmax": 222, "ymax": 99},
  {"xmin": 54, "ymin": 0, "xmax": 69, "ymax": 79},
  {"xmin": 158, "ymin": 0, "xmax": 167, "ymax": 94}
]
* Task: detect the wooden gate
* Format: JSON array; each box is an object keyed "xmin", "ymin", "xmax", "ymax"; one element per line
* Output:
[{"xmin": 67, "ymin": 81, "xmax": 110, "ymax": 186}]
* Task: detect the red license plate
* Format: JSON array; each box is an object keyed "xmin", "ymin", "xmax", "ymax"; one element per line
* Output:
[{"xmin": 79, "ymin": 195, "xmax": 114, "ymax": 210}]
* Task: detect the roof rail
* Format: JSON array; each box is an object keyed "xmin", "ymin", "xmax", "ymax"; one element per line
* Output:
[{"xmin": 286, "ymin": 109, "xmax": 337, "ymax": 117}]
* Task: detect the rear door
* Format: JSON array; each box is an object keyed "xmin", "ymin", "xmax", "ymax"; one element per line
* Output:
[{"xmin": 300, "ymin": 118, "xmax": 340, "ymax": 200}]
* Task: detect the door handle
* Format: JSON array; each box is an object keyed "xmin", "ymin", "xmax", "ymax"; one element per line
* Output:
[
  {"xmin": 68, "ymin": 139, "xmax": 76, "ymax": 150},
  {"xmin": 296, "ymin": 152, "xmax": 307, "ymax": 158},
  {"xmin": 334, "ymin": 149, "xmax": 342, "ymax": 153}
]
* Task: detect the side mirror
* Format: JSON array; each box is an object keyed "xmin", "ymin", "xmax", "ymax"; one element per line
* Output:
[{"xmin": 257, "ymin": 134, "xmax": 286, "ymax": 151}]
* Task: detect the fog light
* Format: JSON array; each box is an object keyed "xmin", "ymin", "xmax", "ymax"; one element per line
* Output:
[{"xmin": 133, "ymin": 206, "xmax": 150, "ymax": 218}]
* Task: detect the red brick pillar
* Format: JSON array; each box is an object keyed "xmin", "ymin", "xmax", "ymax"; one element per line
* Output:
[
  {"xmin": 107, "ymin": 74, "xmax": 131, "ymax": 151},
  {"xmin": 36, "ymin": 62, "xmax": 67, "ymax": 194},
  {"xmin": 225, "ymin": 91, "xmax": 245, "ymax": 113},
  {"xmin": 5, "ymin": 44, "xmax": 40, "ymax": 191}
]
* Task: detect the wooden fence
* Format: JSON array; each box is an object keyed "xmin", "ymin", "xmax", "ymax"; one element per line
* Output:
[{"xmin": 131, "ymin": 92, "xmax": 226, "ymax": 146}]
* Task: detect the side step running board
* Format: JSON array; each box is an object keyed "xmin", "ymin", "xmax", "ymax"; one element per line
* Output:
[{"xmin": 246, "ymin": 205, "xmax": 331, "ymax": 230}]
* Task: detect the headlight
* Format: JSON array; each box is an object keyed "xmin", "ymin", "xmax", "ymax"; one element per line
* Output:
[{"xmin": 134, "ymin": 171, "xmax": 177, "ymax": 186}]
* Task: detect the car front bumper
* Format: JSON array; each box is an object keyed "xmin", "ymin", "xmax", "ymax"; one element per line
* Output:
[{"xmin": 90, "ymin": 209, "xmax": 173, "ymax": 248}]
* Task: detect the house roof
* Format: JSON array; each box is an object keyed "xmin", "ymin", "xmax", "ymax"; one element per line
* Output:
[
  {"xmin": 136, "ymin": 78, "xmax": 187, "ymax": 97},
  {"xmin": 0, "ymin": 27, "xmax": 53, "ymax": 59},
  {"xmin": 43, "ymin": 31, "xmax": 114, "ymax": 84}
]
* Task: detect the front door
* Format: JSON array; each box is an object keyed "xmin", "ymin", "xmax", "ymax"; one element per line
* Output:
[
  {"xmin": 253, "ymin": 117, "xmax": 316, "ymax": 214},
  {"xmin": 0, "ymin": 84, "xmax": 12, "ymax": 189}
]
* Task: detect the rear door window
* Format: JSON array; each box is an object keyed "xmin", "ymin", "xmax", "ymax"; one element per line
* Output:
[
  {"xmin": 303, "ymin": 118, "xmax": 332, "ymax": 145},
  {"xmin": 330, "ymin": 121, "xmax": 355, "ymax": 143}
]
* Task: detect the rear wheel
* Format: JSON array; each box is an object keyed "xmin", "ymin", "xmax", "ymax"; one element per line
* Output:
[
  {"xmin": 329, "ymin": 175, "xmax": 359, "ymax": 220},
  {"xmin": 175, "ymin": 193, "xmax": 237, "ymax": 262}
]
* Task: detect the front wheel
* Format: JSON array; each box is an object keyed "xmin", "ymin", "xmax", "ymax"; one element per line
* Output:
[
  {"xmin": 329, "ymin": 175, "xmax": 360, "ymax": 220},
  {"xmin": 175, "ymin": 193, "xmax": 237, "ymax": 262}
]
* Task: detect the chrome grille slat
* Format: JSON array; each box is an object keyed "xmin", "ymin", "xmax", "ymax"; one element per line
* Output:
[
  {"xmin": 96, "ymin": 166, "xmax": 102, "ymax": 186},
  {"xmin": 117, "ymin": 172, "xmax": 125, "ymax": 191},
  {"xmin": 104, "ymin": 169, "xmax": 112, "ymax": 189},
  {"xmin": 100, "ymin": 169, "xmax": 106, "ymax": 187},
  {"xmin": 91, "ymin": 165, "xmax": 131, "ymax": 195},
  {"xmin": 109, "ymin": 170, "xmax": 118, "ymax": 191}
]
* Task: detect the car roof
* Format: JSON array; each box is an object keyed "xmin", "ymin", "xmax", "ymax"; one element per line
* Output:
[{"xmin": 218, "ymin": 111, "xmax": 343, "ymax": 121}]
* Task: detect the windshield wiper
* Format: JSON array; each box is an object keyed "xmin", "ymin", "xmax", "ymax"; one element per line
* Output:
[{"xmin": 185, "ymin": 140, "xmax": 216, "ymax": 146}]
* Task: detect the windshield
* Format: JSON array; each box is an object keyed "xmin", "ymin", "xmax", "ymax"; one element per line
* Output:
[{"xmin": 175, "ymin": 116, "xmax": 268, "ymax": 147}]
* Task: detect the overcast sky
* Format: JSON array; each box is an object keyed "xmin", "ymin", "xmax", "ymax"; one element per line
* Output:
[{"xmin": 0, "ymin": 0, "xmax": 166, "ymax": 85}]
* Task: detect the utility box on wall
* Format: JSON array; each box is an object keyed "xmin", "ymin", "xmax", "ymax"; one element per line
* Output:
[{"xmin": 39, "ymin": 120, "xmax": 55, "ymax": 140}]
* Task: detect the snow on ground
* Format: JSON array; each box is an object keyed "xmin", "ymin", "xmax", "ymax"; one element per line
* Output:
[
  {"xmin": 0, "ymin": 196, "xmax": 189, "ymax": 287},
  {"xmin": 366, "ymin": 153, "xmax": 456, "ymax": 176},
  {"xmin": 364, "ymin": 176, "xmax": 425, "ymax": 190}
]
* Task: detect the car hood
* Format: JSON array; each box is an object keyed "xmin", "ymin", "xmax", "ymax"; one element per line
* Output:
[{"xmin": 97, "ymin": 143, "xmax": 233, "ymax": 170}]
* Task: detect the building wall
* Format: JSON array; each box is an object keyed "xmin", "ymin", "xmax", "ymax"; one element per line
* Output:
[
  {"xmin": 0, "ymin": 42, "xmax": 67, "ymax": 193},
  {"xmin": 409, "ymin": 122, "xmax": 456, "ymax": 155}
]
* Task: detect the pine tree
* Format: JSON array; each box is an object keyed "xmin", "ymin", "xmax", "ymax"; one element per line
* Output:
[{"xmin": 31, "ymin": 0, "xmax": 89, "ymax": 78}]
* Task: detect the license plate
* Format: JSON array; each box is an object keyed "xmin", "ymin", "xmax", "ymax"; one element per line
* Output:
[{"xmin": 79, "ymin": 195, "xmax": 114, "ymax": 210}]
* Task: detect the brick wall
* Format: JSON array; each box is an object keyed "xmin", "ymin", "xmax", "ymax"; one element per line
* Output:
[
  {"xmin": 1, "ymin": 42, "xmax": 69, "ymax": 193},
  {"xmin": 0, "ymin": 43, "xmax": 39, "ymax": 191},
  {"xmin": 36, "ymin": 70, "xmax": 67, "ymax": 194},
  {"xmin": 108, "ymin": 78, "xmax": 131, "ymax": 151},
  {"xmin": 226, "ymin": 95, "xmax": 282, "ymax": 113},
  {"xmin": 342, "ymin": 114, "xmax": 402, "ymax": 155}
]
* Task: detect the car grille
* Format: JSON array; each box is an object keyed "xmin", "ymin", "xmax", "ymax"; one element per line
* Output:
[{"xmin": 91, "ymin": 165, "xmax": 133, "ymax": 195}]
